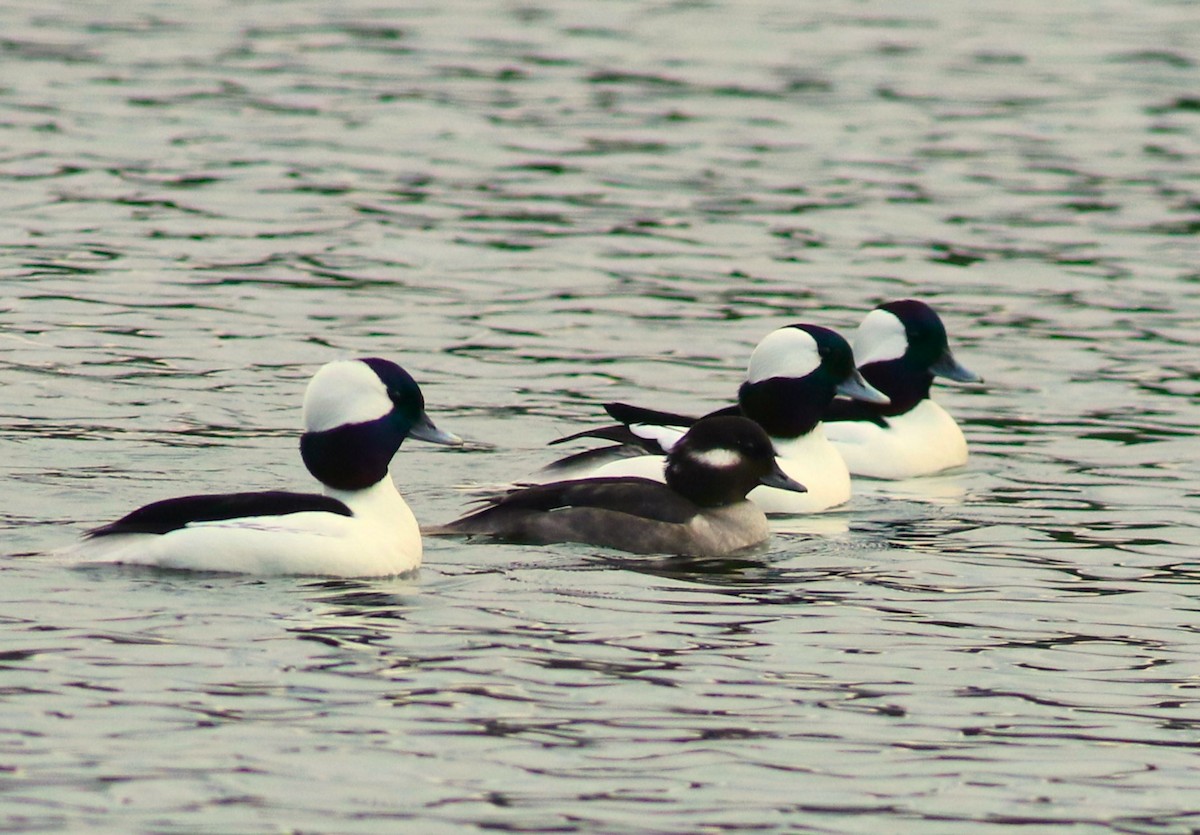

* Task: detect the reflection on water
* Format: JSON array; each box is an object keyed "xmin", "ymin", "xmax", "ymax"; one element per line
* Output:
[{"xmin": 3, "ymin": 0, "xmax": 1200, "ymax": 831}]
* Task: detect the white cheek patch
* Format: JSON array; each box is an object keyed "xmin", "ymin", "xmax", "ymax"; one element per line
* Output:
[
  {"xmin": 691, "ymin": 447, "xmax": 743, "ymax": 469},
  {"xmin": 853, "ymin": 309, "xmax": 908, "ymax": 366},
  {"xmin": 303, "ymin": 360, "xmax": 392, "ymax": 433},
  {"xmin": 746, "ymin": 328, "xmax": 820, "ymax": 383}
]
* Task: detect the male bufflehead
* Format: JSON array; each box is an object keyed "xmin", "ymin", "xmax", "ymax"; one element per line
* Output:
[
  {"xmin": 824, "ymin": 299, "xmax": 982, "ymax": 479},
  {"xmin": 75, "ymin": 358, "xmax": 461, "ymax": 577},
  {"xmin": 429, "ymin": 416, "xmax": 805, "ymax": 557},
  {"xmin": 541, "ymin": 324, "xmax": 888, "ymax": 514}
]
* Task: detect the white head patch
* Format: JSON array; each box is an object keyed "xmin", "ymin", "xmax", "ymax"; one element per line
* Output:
[
  {"xmin": 853, "ymin": 308, "xmax": 908, "ymax": 367},
  {"xmin": 302, "ymin": 360, "xmax": 392, "ymax": 433},
  {"xmin": 745, "ymin": 327, "xmax": 820, "ymax": 384},
  {"xmin": 690, "ymin": 447, "xmax": 742, "ymax": 469}
]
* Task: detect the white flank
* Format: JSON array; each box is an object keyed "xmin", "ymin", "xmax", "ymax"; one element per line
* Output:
[
  {"xmin": 826, "ymin": 398, "xmax": 968, "ymax": 479},
  {"xmin": 631, "ymin": 422, "xmax": 685, "ymax": 452}
]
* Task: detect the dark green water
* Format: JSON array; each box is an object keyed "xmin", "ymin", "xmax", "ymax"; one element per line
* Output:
[{"xmin": 2, "ymin": 1, "xmax": 1198, "ymax": 831}]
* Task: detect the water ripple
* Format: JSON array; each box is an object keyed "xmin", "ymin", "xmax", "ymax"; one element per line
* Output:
[{"xmin": 3, "ymin": 0, "xmax": 1200, "ymax": 832}]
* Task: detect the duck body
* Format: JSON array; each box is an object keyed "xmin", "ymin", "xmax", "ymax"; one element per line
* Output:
[
  {"xmin": 581, "ymin": 421, "xmax": 852, "ymax": 515},
  {"xmin": 434, "ymin": 477, "xmax": 772, "ymax": 557},
  {"xmin": 824, "ymin": 300, "xmax": 981, "ymax": 479},
  {"xmin": 541, "ymin": 324, "xmax": 888, "ymax": 514},
  {"xmin": 74, "ymin": 358, "xmax": 460, "ymax": 577},
  {"xmin": 432, "ymin": 416, "xmax": 806, "ymax": 557},
  {"xmin": 80, "ymin": 481, "xmax": 419, "ymax": 577}
]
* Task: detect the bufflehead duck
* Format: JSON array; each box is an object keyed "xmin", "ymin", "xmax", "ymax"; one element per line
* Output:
[
  {"xmin": 541, "ymin": 324, "xmax": 888, "ymax": 514},
  {"xmin": 429, "ymin": 416, "xmax": 806, "ymax": 557},
  {"xmin": 824, "ymin": 299, "xmax": 982, "ymax": 479},
  {"xmin": 75, "ymin": 358, "xmax": 461, "ymax": 577}
]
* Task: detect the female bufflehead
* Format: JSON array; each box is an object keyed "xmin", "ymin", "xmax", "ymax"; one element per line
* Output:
[
  {"xmin": 75, "ymin": 358, "xmax": 461, "ymax": 577},
  {"xmin": 824, "ymin": 300, "xmax": 982, "ymax": 479},
  {"xmin": 430, "ymin": 416, "xmax": 805, "ymax": 557},
  {"xmin": 541, "ymin": 324, "xmax": 888, "ymax": 514}
]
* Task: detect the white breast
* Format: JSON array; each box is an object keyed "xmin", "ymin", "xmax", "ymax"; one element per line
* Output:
[
  {"xmin": 825, "ymin": 399, "xmax": 968, "ymax": 479},
  {"xmin": 748, "ymin": 425, "xmax": 851, "ymax": 514}
]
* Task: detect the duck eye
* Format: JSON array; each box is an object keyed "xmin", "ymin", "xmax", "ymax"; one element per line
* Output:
[
  {"xmin": 910, "ymin": 321, "xmax": 936, "ymax": 343},
  {"xmin": 388, "ymin": 387, "xmax": 413, "ymax": 410},
  {"xmin": 388, "ymin": 385, "xmax": 424, "ymax": 416}
]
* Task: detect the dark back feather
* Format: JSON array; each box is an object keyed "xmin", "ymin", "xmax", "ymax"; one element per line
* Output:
[{"xmin": 87, "ymin": 491, "xmax": 352, "ymax": 538}]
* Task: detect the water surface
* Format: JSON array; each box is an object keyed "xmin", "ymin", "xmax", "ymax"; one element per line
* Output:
[{"xmin": 2, "ymin": 0, "xmax": 1199, "ymax": 832}]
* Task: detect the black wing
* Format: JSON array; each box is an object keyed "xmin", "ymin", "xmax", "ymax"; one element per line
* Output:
[
  {"xmin": 701, "ymin": 403, "xmax": 741, "ymax": 419},
  {"xmin": 543, "ymin": 402, "xmax": 736, "ymax": 474},
  {"xmin": 549, "ymin": 423, "xmax": 645, "ymax": 447},
  {"xmin": 538, "ymin": 442, "xmax": 648, "ymax": 474},
  {"xmin": 604, "ymin": 402, "xmax": 699, "ymax": 428},
  {"xmin": 609, "ymin": 401, "xmax": 742, "ymax": 424},
  {"xmin": 86, "ymin": 490, "xmax": 352, "ymax": 538},
  {"xmin": 547, "ymin": 401, "xmax": 709, "ymax": 455},
  {"xmin": 460, "ymin": 477, "xmax": 699, "ymax": 526}
]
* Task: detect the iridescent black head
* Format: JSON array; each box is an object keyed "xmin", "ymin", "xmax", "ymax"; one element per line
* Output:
[
  {"xmin": 852, "ymin": 300, "xmax": 981, "ymax": 414},
  {"xmin": 738, "ymin": 325, "xmax": 887, "ymax": 438},
  {"xmin": 299, "ymin": 358, "xmax": 460, "ymax": 491},
  {"xmin": 664, "ymin": 415, "xmax": 805, "ymax": 507}
]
